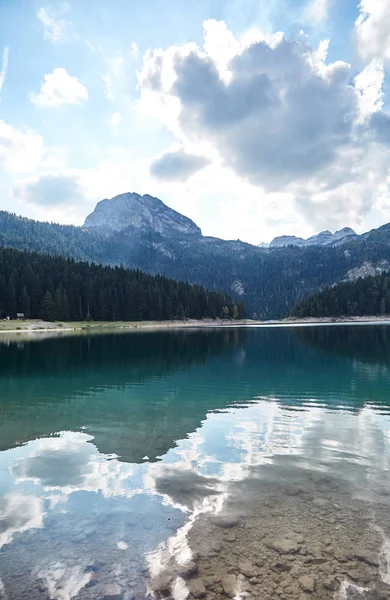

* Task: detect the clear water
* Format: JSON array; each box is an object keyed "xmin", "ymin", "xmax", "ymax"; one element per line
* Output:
[{"xmin": 1, "ymin": 325, "xmax": 390, "ymax": 600}]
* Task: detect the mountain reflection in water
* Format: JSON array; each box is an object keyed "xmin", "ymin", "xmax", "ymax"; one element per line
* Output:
[{"xmin": 0, "ymin": 325, "xmax": 389, "ymax": 600}]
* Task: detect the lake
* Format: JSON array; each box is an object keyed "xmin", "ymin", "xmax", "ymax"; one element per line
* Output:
[{"xmin": 1, "ymin": 325, "xmax": 390, "ymax": 600}]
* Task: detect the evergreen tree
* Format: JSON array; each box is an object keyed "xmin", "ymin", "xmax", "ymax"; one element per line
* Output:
[
  {"xmin": 0, "ymin": 246, "xmax": 241, "ymax": 322},
  {"xmin": 19, "ymin": 286, "xmax": 31, "ymax": 318},
  {"xmin": 40, "ymin": 291, "xmax": 56, "ymax": 321},
  {"xmin": 6, "ymin": 276, "xmax": 17, "ymax": 318},
  {"xmin": 291, "ymin": 274, "xmax": 390, "ymax": 318}
]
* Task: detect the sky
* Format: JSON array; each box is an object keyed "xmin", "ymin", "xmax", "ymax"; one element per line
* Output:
[{"xmin": 0, "ymin": 0, "xmax": 390, "ymax": 244}]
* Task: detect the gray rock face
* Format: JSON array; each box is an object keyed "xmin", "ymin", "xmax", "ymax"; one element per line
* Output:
[
  {"xmin": 345, "ymin": 260, "xmax": 390, "ymax": 282},
  {"xmin": 84, "ymin": 192, "xmax": 202, "ymax": 237}
]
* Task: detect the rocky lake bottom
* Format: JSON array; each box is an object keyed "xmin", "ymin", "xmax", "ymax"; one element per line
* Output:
[{"xmin": 151, "ymin": 466, "xmax": 390, "ymax": 600}]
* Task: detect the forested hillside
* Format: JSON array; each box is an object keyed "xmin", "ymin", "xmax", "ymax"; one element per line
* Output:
[
  {"xmin": 0, "ymin": 247, "xmax": 244, "ymax": 322},
  {"xmin": 291, "ymin": 273, "xmax": 390, "ymax": 318},
  {"xmin": 1, "ymin": 207, "xmax": 390, "ymax": 319}
]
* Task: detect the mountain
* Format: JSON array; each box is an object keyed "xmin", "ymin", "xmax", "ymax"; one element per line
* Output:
[
  {"xmin": 270, "ymin": 235, "xmax": 305, "ymax": 248},
  {"xmin": 270, "ymin": 227, "xmax": 357, "ymax": 248},
  {"xmin": 84, "ymin": 192, "xmax": 201, "ymax": 237},
  {"xmin": 0, "ymin": 194, "xmax": 390, "ymax": 319}
]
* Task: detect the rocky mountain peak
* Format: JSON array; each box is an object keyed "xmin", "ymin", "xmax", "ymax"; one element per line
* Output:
[
  {"xmin": 84, "ymin": 192, "xmax": 202, "ymax": 237},
  {"xmin": 269, "ymin": 227, "xmax": 357, "ymax": 248},
  {"xmin": 269, "ymin": 235, "xmax": 306, "ymax": 248}
]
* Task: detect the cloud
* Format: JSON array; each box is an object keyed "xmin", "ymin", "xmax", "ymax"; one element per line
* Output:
[
  {"xmin": 138, "ymin": 20, "xmax": 390, "ymax": 230},
  {"xmin": 305, "ymin": 0, "xmax": 329, "ymax": 25},
  {"xmin": 0, "ymin": 121, "xmax": 45, "ymax": 174},
  {"xmin": 150, "ymin": 150, "xmax": 210, "ymax": 181},
  {"xmin": 355, "ymin": 0, "xmax": 390, "ymax": 63},
  {"xmin": 13, "ymin": 173, "xmax": 86, "ymax": 207},
  {"xmin": 37, "ymin": 7, "xmax": 70, "ymax": 44},
  {"xmin": 31, "ymin": 68, "xmax": 88, "ymax": 107},
  {"xmin": 369, "ymin": 111, "xmax": 390, "ymax": 146},
  {"xmin": 354, "ymin": 58, "xmax": 384, "ymax": 124},
  {"xmin": 109, "ymin": 112, "xmax": 122, "ymax": 125},
  {"xmin": 102, "ymin": 75, "xmax": 114, "ymax": 101},
  {"xmin": 0, "ymin": 47, "xmax": 9, "ymax": 93},
  {"xmin": 130, "ymin": 42, "xmax": 139, "ymax": 56},
  {"xmin": 102, "ymin": 55, "xmax": 126, "ymax": 102},
  {"xmin": 140, "ymin": 31, "xmax": 356, "ymax": 188}
]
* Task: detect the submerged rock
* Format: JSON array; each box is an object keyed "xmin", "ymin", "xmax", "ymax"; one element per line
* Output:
[
  {"xmin": 238, "ymin": 559, "xmax": 257, "ymax": 578},
  {"xmin": 298, "ymin": 575, "xmax": 316, "ymax": 593},
  {"xmin": 221, "ymin": 574, "xmax": 237, "ymax": 597},
  {"xmin": 353, "ymin": 550, "xmax": 380, "ymax": 568},
  {"xmin": 187, "ymin": 577, "xmax": 206, "ymax": 598},
  {"xmin": 177, "ymin": 560, "xmax": 198, "ymax": 578},
  {"xmin": 149, "ymin": 572, "xmax": 173, "ymax": 595},
  {"xmin": 265, "ymin": 538, "xmax": 300, "ymax": 554},
  {"xmin": 103, "ymin": 583, "xmax": 123, "ymax": 599},
  {"xmin": 312, "ymin": 497, "xmax": 329, "ymax": 508},
  {"xmin": 210, "ymin": 514, "xmax": 240, "ymax": 528}
]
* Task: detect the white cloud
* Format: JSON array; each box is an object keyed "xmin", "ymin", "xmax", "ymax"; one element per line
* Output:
[
  {"xmin": 37, "ymin": 7, "xmax": 70, "ymax": 44},
  {"xmin": 102, "ymin": 56, "xmax": 126, "ymax": 102},
  {"xmin": 84, "ymin": 40, "xmax": 102, "ymax": 52},
  {"xmin": 0, "ymin": 121, "xmax": 45, "ymax": 174},
  {"xmin": 0, "ymin": 46, "xmax": 9, "ymax": 93},
  {"xmin": 31, "ymin": 68, "xmax": 88, "ymax": 107},
  {"xmin": 354, "ymin": 58, "xmax": 384, "ymax": 124},
  {"xmin": 109, "ymin": 112, "xmax": 122, "ymax": 125},
  {"xmin": 355, "ymin": 0, "xmax": 390, "ymax": 63},
  {"xmin": 305, "ymin": 0, "xmax": 329, "ymax": 25},
  {"xmin": 102, "ymin": 75, "xmax": 114, "ymax": 101},
  {"xmin": 137, "ymin": 20, "xmax": 390, "ymax": 235},
  {"xmin": 130, "ymin": 42, "xmax": 139, "ymax": 56}
]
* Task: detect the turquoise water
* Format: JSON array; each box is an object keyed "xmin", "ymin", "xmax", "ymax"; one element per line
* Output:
[{"xmin": 0, "ymin": 325, "xmax": 390, "ymax": 599}]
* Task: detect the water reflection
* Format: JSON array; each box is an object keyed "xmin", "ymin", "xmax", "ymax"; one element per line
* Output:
[{"xmin": 0, "ymin": 325, "xmax": 390, "ymax": 599}]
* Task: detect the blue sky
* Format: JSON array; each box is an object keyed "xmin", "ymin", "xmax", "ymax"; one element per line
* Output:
[{"xmin": 0, "ymin": 0, "xmax": 390, "ymax": 243}]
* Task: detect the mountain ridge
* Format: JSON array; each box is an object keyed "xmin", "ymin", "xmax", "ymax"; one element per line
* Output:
[
  {"xmin": 1, "ymin": 193, "xmax": 390, "ymax": 319},
  {"xmin": 269, "ymin": 227, "xmax": 357, "ymax": 248}
]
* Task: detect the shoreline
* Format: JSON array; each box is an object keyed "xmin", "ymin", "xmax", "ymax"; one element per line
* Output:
[
  {"xmin": 0, "ymin": 315, "xmax": 390, "ymax": 336},
  {"xmin": 0, "ymin": 318, "xmax": 254, "ymax": 335}
]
